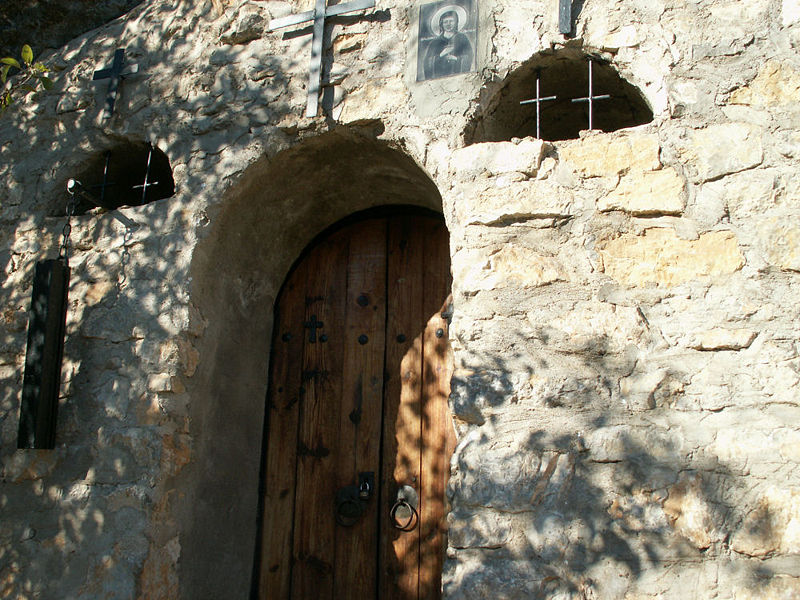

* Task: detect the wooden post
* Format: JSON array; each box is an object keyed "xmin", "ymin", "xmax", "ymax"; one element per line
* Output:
[{"xmin": 18, "ymin": 259, "xmax": 70, "ymax": 449}]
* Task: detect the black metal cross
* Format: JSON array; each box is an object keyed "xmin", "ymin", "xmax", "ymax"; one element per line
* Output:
[
  {"xmin": 558, "ymin": 0, "xmax": 572, "ymax": 34},
  {"xmin": 520, "ymin": 69, "xmax": 558, "ymax": 139},
  {"xmin": 571, "ymin": 59, "xmax": 611, "ymax": 131},
  {"xmin": 131, "ymin": 144, "xmax": 159, "ymax": 204},
  {"xmin": 92, "ymin": 48, "xmax": 139, "ymax": 121},
  {"xmin": 268, "ymin": 0, "xmax": 375, "ymax": 118},
  {"xmin": 304, "ymin": 314, "xmax": 324, "ymax": 343}
]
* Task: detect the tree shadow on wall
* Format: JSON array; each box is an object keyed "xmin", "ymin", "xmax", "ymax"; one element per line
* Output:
[
  {"xmin": 0, "ymin": 5, "xmax": 418, "ymax": 594},
  {"xmin": 442, "ymin": 329, "xmax": 781, "ymax": 599}
]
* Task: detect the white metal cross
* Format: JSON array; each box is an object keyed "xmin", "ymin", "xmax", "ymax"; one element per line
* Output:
[
  {"xmin": 520, "ymin": 69, "xmax": 557, "ymax": 139},
  {"xmin": 268, "ymin": 0, "xmax": 376, "ymax": 118},
  {"xmin": 570, "ymin": 59, "xmax": 611, "ymax": 131}
]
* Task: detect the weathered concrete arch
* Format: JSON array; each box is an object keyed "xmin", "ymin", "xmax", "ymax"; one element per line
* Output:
[{"xmin": 180, "ymin": 128, "xmax": 444, "ymax": 600}]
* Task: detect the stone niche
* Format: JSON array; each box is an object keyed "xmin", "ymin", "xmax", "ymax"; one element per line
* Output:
[
  {"xmin": 66, "ymin": 141, "xmax": 175, "ymax": 214},
  {"xmin": 466, "ymin": 49, "xmax": 653, "ymax": 142}
]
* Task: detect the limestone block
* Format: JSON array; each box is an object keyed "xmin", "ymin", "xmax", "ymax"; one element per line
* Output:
[
  {"xmin": 785, "ymin": 0, "xmax": 800, "ymax": 25},
  {"xmin": 71, "ymin": 280, "xmax": 111, "ymax": 309},
  {"xmin": 338, "ymin": 76, "xmax": 407, "ymax": 122},
  {"xmin": 729, "ymin": 60, "xmax": 800, "ymax": 107},
  {"xmin": 599, "ymin": 25, "xmax": 644, "ymax": 50},
  {"xmin": 758, "ymin": 218, "xmax": 800, "ymax": 272},
  {"xmin": 597, "ymin": 228, "xmax": 744, "ymax": 287},
  {"xmin": 608, "ymin": 490, "xmax": 670, "ymax": 533},
  {"xmin": 710, "ymin": 429, "xmax": 782, "ymax": 464},
  {"xmin": 619, "ymin": 369, "xmax": 669, "ymax": 410},
  {"xmin": 447, "ymin": 510, "xmax": 511, "ymax": 549},
  {"xmin": 450, "ymin": 139, "xmax": 547, "ymax": 179},
  {"xmin": 452, "ymin": 246, "xmax": 566, "ymax": 293},
  {"xmin": 530, "ymin": 302, "xmax": 645, "ymax": 356},
  {"xmin": 588, "ymin": 426, "xmax": 685, "ymax": 464},
  {"xmin": 689, "ymin": 328, "xmax": 757, "ymax": 351},
  {"xmin": 147, "ymin": 373, "xmax": 183, "ymax": 393},
  {"xmin": 451, "ymin": 433, "xmax": 573, "ymax": 511},
  {"xmin": 731, "ymin": 577, "xmax": 800, "ymax": 600},
  {"xmin": 495, "ymin": 5, "xmax": 542, "ymax": 62},
  {"xmin": 56, "ymin": 86, "xmax": 94, "ymax": 114},
  {"xmin": 598, "ymin": 168, "xmax": 686, "ymax": 216},
  {"xmin": 460, "ymin": 180, "xmax": 574, "ymax": 226},
  {"xmin": 780, "ymin": 430, "xmax": 800, "ymax": 462},
  {"xmin": 663, "ymin": 474, "xmax": 721, "ymax": 550},
  {"xmin": 732, "ymin": 487, "xmax": 800, "ymax": 556},
  {"xmin": 443, "ymin": 556, "xmax": 545, "ymax": 598},
  {"xmin": 681, "ymin": 123, "xmax": 763, "ymax": 182},
  {"xmin": 2, "ymin": 450, "xmax": 61, "ymax": 482},
  {"xmin": 558, "ymin": 133, "xmax": 661, "ymax": 178},
  {"xmin": 696, "ymin": 170, "xmax": 776, "ymax": 221},
  {"xmin": 218, "ymin": 6, "xmax": 266, "ymax": 45}
]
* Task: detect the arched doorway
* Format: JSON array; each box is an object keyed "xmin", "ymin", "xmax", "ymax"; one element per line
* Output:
[
  {"xmin": 182, "ymin": 130, "xmax": 449, "ymax": 600},
  {"xmin": 254, "ymin": 208, "xmax": 455, "ymax": 599}
]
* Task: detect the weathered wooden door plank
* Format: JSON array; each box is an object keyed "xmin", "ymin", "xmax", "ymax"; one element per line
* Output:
[
  {"xmin": 333, "ymin": 219, "xmax": 388, "ymax": 597},
  {"xmin": 419, "ymin": 222, "xmax": 453, "ymax": 600},
  {"xmin": 291, "ymin": 232, "xmax": 350, "ymax": 599},
  {"xmin": 259, "ymin": 254, "xmax": 310, "ymax": 599},
  {"xmin": 379, "ymin": 215, "xmax": 428, "ymax": 599}
]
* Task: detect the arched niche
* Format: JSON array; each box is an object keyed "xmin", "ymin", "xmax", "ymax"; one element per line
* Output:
[
  {"xmin": 466, "ymin": 49, "xmax": 653, "ymax": 143},
  {"xmin": 67, "ymin": 141, "xmax": 174, "ymax": 214},
  {"xmin": 179, "ymin": 128, "xmax": 445, "ymax": 600}
]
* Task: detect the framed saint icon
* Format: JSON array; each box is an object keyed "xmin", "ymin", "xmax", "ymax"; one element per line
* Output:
[{"xmin": 417, "ymin": 0, "xmax": 477, "ymax": 81}]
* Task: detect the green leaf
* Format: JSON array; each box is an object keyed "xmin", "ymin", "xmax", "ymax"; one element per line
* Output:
[
  {"xmin": 1, "ymin": 65, "xmax": 8, "ymax": 84},
  {"xmin": 21, "ymin": 84, "xmax": 37, "ymax": 93},
  {"xmin": 1, "ymin": 57, "xmax": 20, "ymax": 68},
  {"xmin": 40, "ymin": 76, "xmax": 53, "ymax": 90},
  {"xmin": 34, "ymin": 63, "xmax": 47, "ymax": 73},
  {"xmin": 21, "ymin": 45, "xmax": 33, "ymax": 66}
]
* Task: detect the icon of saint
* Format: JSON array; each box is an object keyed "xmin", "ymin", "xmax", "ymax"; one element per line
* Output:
[{"xmin": 423, "ymin": 8, "xmax": 473, "ymax": 79}]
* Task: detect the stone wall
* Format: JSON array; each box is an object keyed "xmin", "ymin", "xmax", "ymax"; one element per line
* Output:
[{"xmin": 0, "ymin": 0, "xmax": 799, "ymax": 598}]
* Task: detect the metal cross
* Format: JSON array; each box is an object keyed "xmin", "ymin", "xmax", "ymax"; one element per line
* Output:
[
  {"xmin": 520, "ymin": 70, "xmax": 558, "ymax": 139},
  {"xmin": 89, "ymin": 152, "xmax": 117, "ymax": 208},
  {"xmin": 92, "ymin": 48, "xmax": 140, "ymax": 121},
  {"xmin": 304, "ymin": 314, "xmax": 324, "ymax": 343},
  {"xmin": 267, "ymin": 0, "xmax": 376, "ymax": 118},
  {"xmin": 558, "ymin": 0, "xmax": 572, "ymax": 34},
  {"xmin": 570, "ymin": 59, "xmax": 611, "ymax": 131},
  {"xmin": 131, "ymin": 144, "xmax": 159, "ymax": 204}
]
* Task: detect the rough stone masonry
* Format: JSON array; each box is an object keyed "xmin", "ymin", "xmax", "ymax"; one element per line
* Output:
[{"xmin": 1, "ymin": 0, "xmax": 799, "ymax": 598}]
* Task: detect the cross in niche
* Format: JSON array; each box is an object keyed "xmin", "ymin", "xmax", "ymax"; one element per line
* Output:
[
  {"xmin": 520, "ymin": 69, "xmax": 557, "ymax": 139},
  {"xmin": 89, "ymin": 152, "xmax": 117, "ymax": 209},
  {"xmin": 131, "ymin": 144, "xmax": 159, "ymax": 204},
  {"xmin": 304, "ymin": 314, "xmax": 324, "ymax": 343},
  {"xmin": 268, "ymin": 0, "xmax": 376, "ymax": 118},
  {"xmin": 92, "ymin": 48, "xmax": 140, "ymax": 121},
  {"xmin": 571, "ymin": 59, "xmax": 611, "ymax": 131}
]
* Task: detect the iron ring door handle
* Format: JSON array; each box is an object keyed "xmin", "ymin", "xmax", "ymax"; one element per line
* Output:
[
  {"xmin": 390, "ymin": 499, "xmax": 419, "ymax": 531},
  {"xmin": 391, "ymin": 484, "xmax": 419, "ymax": 531},
  {"xmin": 336, "ymin": 495, "xmax": 364, "ymax": 527}
]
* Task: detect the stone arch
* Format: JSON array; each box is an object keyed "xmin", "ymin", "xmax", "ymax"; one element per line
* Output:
[
  {"xmin": 466, "ymin": 48, "xmax": 653, "ymax": 143},
  {"xmin": 178, "ymin": 128, "xmax": 445, "ymax": 600}
]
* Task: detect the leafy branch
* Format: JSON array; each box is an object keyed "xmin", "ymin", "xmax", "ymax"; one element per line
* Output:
[{"xmin": 1, "ymin": 44, "xmax": 53, "ymax": 114}]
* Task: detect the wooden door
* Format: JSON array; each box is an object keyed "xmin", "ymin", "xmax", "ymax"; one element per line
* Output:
[{"xmin": 256, "ymin": 213, "xmax": 455, "ymax": 599}]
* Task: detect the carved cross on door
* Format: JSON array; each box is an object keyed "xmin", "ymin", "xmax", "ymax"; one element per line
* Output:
[{"xmin": 267, "ymin": 0, "xmax": 376, "ymax": 118}]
